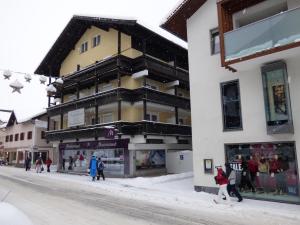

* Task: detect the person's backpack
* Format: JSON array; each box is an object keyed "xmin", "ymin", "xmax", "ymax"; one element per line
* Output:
[{"xmin": 98, "ymin": 161, "xmax": 104, "ymax": 170}]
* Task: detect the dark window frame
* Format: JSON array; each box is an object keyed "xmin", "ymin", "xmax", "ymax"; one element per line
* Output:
[
  {"xmin": 27, "ymin": 131, "xmax": 32, "ymax": 140},
  {"xmin": 210, "ymin": 28, "xmax": 220, "ymax": 55},
  {"xmin": 14, "ymin": 133, "xmax": 19, "ymax": 141},
  {"xmin": 20, "ymin": 132, "xmax": 24, "ymax": 141},
  {"xmin": 5, "ymin": 135, "xmax": 9, "ymax": 142},
  {"xmin": 220, "ymin": 79, "xmax": 243, "ymax": 131},
  {"xmin": 261, "ymin": 61, "xmax": 293, "ymax": 134},
  {"xmin": 41, "ymin": 131, "xmax": 45, "ymax": 139},
  {"xmin": 9, "ymin": 135, "xmax": 13, "ymax": 142}
]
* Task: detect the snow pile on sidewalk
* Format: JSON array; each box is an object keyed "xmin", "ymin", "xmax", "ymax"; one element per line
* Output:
[{"xmin": 0, "ymin": 202, "xmax": 33, "ymax": 225}]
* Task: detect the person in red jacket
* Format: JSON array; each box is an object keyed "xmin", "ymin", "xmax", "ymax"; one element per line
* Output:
[
  {"xmin": 214, "ymin": 167, "xmax": 231, "ymax": 204},
  {"xmin": 46, "ymin": 157, "xmax": 52, "ymax": 173}
]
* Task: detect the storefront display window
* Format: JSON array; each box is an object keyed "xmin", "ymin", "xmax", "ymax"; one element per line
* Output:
[
  {"xmin": 261, "ymin": 61, "xmax": 293, "ymax": 134},
  {"xmin": 225, "ymin": 142, "xmax": 300, "ymax": 203},
  {"xmin": 136, "ymin": 150, "xmax": 165, "ymax": 170}
]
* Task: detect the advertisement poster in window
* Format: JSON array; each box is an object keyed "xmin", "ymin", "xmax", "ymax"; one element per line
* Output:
[
  {"xmin": 272, "ymin": 84, "xmax": 287, "ymax": 115},
  {"xmin": 136, "ymin": 150, "xmax": 165, "ymax": 170}
]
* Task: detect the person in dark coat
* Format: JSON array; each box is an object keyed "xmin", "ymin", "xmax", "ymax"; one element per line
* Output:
[
  {"xmin": 89, "ymin": 155, "xmax": 97, "ymax": 181},
  {"xmin": 62, "ymin": 158, "xmax": 66, "ymax": 170},
  {"xmin": 240, "ymin": 157, "xmax": 255, "ymax": 192},
  {"xmin": 25, "ymin": 155, "xmax": 31, "ymax": 171},
  {"xmin": 96, "ymin": 158, "xmax": 105, "ymax": 181},
  {"xmin": 226, "ymin": 163, "xmax": 243, "ymax": 202}
]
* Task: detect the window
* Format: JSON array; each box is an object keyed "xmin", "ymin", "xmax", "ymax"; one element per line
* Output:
[
  {"xmin": 261, "ymin": 61, "xmax": 293, "ymax": 134},
  {"xmin": 102, "ymin": 113, "xmax": 113, "ymax": 123},
  {"xmin": 210, "ymin": 28, "xmax": 220, "ymax": 55},
  {"xmin": 5, "ymin": 135, "xmax": 9, "ymax": 142},
  {"xmin": 27, "ymin": 131, "xmax": 32, "ymax": 140},
  {"xmin": 41, "ymin": 131, "xmax": 45, "ymax": 139},
  {"xmin": 20, "ymin": 132, "xmax": 24, "ymax": 140},
  {"xmin": 101, "ymin": 83, "xmax": 113, "ymax": 92},
  {"xmin": 92, "ymin": 35, "xmax": 101, "ymax": 47},
  {"xmin": 9, "ymin": 135, "xmax": 13, "ymax": 142},
  {"xmin": 221, "ymin": 80, "xmax": 242, "ymax": 131},
  {"xmin": 14, "ymin": 133, "xmax": 19, "ymax": 141},
  {"xmin": 80, "ymin": 41, "xmax": 88, "ymax": 53},
  {"xmin": 225, "ymin": 142, "xmax": 300, "ymax": 203},
  {"xmin": 146, "ymin": 112, "xmax": 159, "ymax": 122},
  {"xmin": 178, "ymin": 118, "xmax": 184, "ymax": 125}
]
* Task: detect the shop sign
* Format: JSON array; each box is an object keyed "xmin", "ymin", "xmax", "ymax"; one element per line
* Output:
[
  {"xmin": 104, "ymin": 128, "xmax": 115, "ymax": 139},
  {"xmin": 59, "ymin": 139, "xmax": 129, "ymax": 150},
  {"xmin": 68, "ymin": 108, "xmax": 85, "ymax": 127}
]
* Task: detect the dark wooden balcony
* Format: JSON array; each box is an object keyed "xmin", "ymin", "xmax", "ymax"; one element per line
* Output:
[
  {"xmin": 48, "ymin": 87, "xmax": 190, "ymax": 116},
  {"xmin": 46, "ymin": 121, "xmax": 192, "ymax": 141}
]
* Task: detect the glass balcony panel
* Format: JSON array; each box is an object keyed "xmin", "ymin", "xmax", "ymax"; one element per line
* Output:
[{"xmin": 224, "ymin": 7, "xmax": 300, "ymax": 61}]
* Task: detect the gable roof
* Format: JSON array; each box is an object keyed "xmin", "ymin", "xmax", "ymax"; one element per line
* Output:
[
  {"xmin": 161, "ymin": 0, "xmax": 207, "ymax": 41},
  {"xmin": 35, "ymin": 15, "xmax": 188, "ymax": 77}
]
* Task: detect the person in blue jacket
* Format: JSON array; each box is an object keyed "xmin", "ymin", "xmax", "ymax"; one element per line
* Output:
[{"xmin": 89, "ymin": 155, "xmax": 97, "ymax": 181}]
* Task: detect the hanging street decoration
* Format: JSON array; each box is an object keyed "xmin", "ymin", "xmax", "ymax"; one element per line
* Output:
[
  {"xmin": 3, "ymin": 70, "xmax": 12, "ymax": 80},
  {"xmin": 24, "ymin": 74, "xmax": 32, "ymax": 83},
  {"xmin": 39, "ymin": 75, "xmax": 48, "ymax": 84},
  {"xmin": 9, "ymin": 79, "xmax": 24, "ymax": 93}
]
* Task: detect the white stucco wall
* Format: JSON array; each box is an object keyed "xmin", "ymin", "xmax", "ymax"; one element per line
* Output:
[{"xmin": 187, "ymin": 0, "xmax": 300, "ymax": 189}]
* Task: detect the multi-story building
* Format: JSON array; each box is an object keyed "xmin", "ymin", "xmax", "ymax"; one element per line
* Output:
[
  {"xmin": 35, "ymin": 16, "xmax": 192, "ymax": 177},
  {"xmin": 1, "ymin": 111, "xmax": 55, "ymax": 166},
  {"xmin": 162, "ymin": 0, "xmax": 300, "ymax": 203}
]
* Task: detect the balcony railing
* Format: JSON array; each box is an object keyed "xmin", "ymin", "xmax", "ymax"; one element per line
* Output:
[
  {"xmin": 46, "ymin": 121, "xmax": 192, "ymax": 141},
  {"xmin": 224, "ymin": 7, "xmax": 300, "ymax": 62}
]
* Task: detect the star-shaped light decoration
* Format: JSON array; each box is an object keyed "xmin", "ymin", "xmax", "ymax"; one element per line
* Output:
[
  {"xmin": 24, "ymin": 74, "xmax": 32, "ymax": 83},
  {"xmin": 9, "ymin": 79, "xmax": 24, "ymax": 93},
  {"xmin": 3, "ymin": 70, "xmax": 12, "ymax": 80},
  {"xmin": 46, "ymin": 84, "xmax": 57, "ymax": 97},
  {"xmin": 39, "ymin": 75, "xmax": 47, "ymax": 84}
]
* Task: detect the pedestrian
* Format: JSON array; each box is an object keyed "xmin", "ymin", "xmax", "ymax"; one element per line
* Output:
[
  {"xmin": 225, "ymin": 163, "xmax": 243, "ymax": 202},
  {"xmin": 214, "ymin": 167, "xmax": 231, "ymax": 204},
  {"xmin": 68, "ymin": 156, "xmax": 73, "ymax": 170},
  {"xmin": 89, "ymin": 155, "xmax": 97, "ymax": 181},
  {"xmin": 62, "ymin": 158, "xmax": 66, "ymax": 171},
  {"xmin": 25, "ymin": 155, "xmax": 31, "ymax": 171},
  {"xmin": 96, "ymin": 158, "xmax": 105, "ymax": 181},
  {"xmin": 35, "ymin": 157, "xmax": 43, "ymax": 173},
  {"xmin": 46, "ymin": 157, "xmax": 52, "ymax": 172}
]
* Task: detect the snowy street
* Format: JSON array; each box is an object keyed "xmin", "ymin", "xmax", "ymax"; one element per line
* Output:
[{"xmin": 0, "ymin": 166, "xmax": 300, "ymax": 225}]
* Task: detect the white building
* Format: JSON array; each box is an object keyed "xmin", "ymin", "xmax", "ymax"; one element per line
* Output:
[
  {"xmin": 0, "ymin": 111, "xmax": 56, "ymax": 166},
  {"xmin": 162, "ymin": 0, "xmax": 300, "ymax": 203}
]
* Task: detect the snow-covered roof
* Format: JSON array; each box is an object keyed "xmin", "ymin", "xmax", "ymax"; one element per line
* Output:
[
  {"xmin": 0, "ymin": 111, "xmax": 12, "ymax": 123},
  {"xmin": 17, "ymin": 110, "xmax": 47, "ymax": 123}
]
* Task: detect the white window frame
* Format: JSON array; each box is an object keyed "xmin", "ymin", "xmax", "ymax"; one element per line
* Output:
[
  {"xmin": 80, "ymin": 41, "xmax": 88, "ymax": 54},
  {"xmin": 92, "ymin": 35, "xmax": 101, "ymax": 48},
  {"xmin": 146, "ymin": 112, "xmax": 159, "ymax": 122}
]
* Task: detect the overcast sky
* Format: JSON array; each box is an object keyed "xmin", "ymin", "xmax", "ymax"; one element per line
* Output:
[{"xmin": 0, "ymin": 0, "xmax": 184, "ymax": 121}]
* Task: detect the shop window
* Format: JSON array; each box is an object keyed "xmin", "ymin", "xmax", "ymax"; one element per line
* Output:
[
  {"xmin": 20, "ymin": 132, "xmax": 24, "ymax": 141},
  {"xmin": 221, "ymin": 80, "xmax": 242, "ymax": 131},
  {"xmin": 9, "ymin": 135, "xmax": 13, "ymax": 142},
  {"xmin": 27, "ymin": 131, "xmax": 32, "ymax": 140},
  {"xmin": 225, "ymin": 142, "xmax": 300, "ymax": 203},
  {"xmin": 136, "ymin": 150, "xmax": 165, "ymax": 170},
  {"xmin": 92, "ymin": 35, "xmax": 101, "ymax": 48},
  {"xmin": 210, "ymin": 28, "xmax": 220, "ymax": 55},
  {"xmin": 14, "ymin": 133, "xmax": 19, "ymax": 141},
  {"xmin": 261, "ymin": 61, "xmax": 293, "ymax": 134}
]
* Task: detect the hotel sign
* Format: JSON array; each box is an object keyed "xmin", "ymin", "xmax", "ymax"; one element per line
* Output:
[{"xmin": 68, "ymin": 108, "xmax": 85, "ymax": 127}]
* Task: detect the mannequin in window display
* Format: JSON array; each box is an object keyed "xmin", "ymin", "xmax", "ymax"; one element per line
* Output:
[
  {"xmin": 248, "ymin": 155, "xmax": 258, "ymax": 188},
  {"xmin": 79, "ymin": 153, "xmax": 84, "ymax": 167},
  {"xmin": 258, "ymin": 155, "xmax": 269, "ymax": 193},
  {"xmin": 240, "ymin": 156, "xmax": 255, "ymax": 192},
  {"xmin": 269, "ymin": 154, "xmax": 285, "ymax": 195}
]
